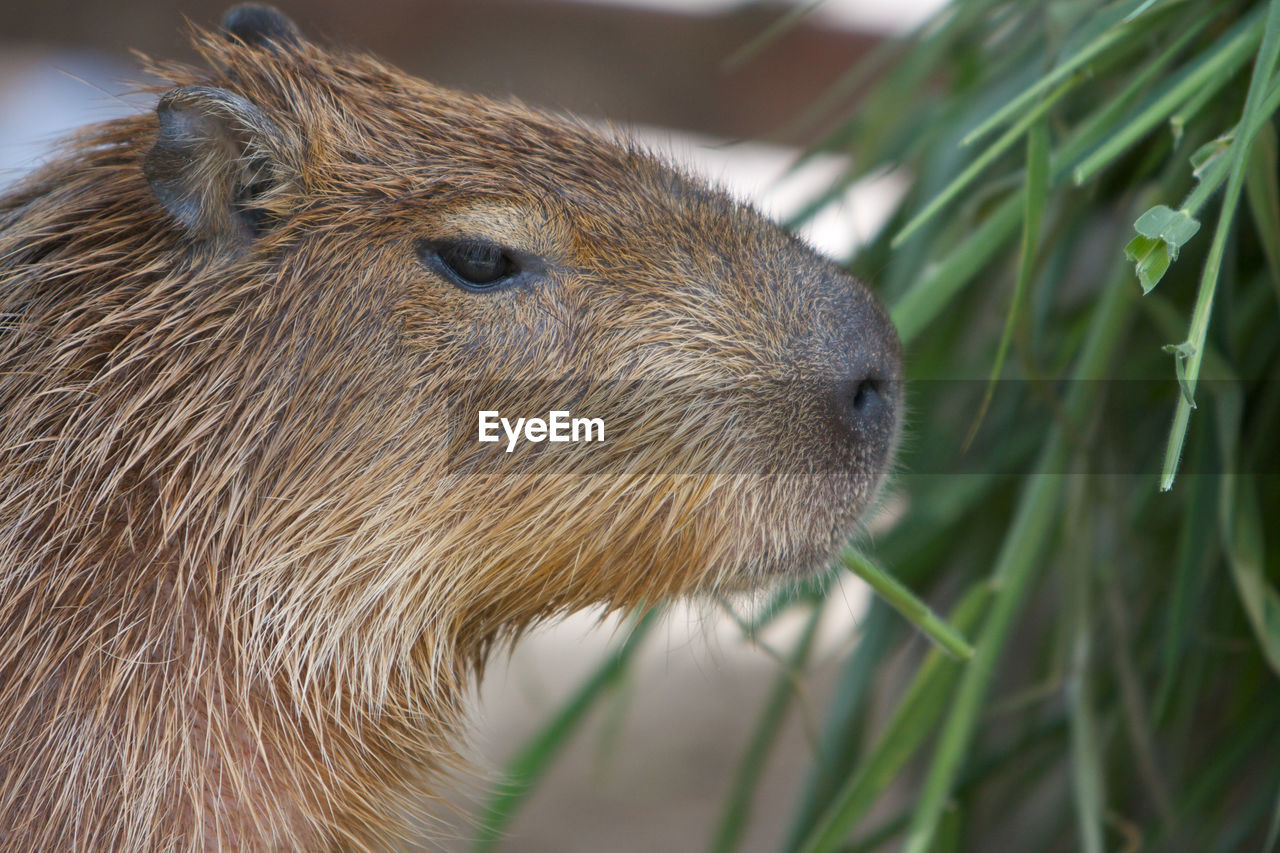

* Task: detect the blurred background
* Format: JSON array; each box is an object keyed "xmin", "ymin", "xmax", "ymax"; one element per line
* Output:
[
  {"xmin": 0, "ymin": 0, "xmax": 942, "ymax": 146},
  {"xmin": 0, "ymin": 1, "xmax": 936, "ymax": 850}
]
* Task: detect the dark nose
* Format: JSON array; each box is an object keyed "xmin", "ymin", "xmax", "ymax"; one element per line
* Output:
[{"xmin": 826, "ymin": 293, "xmax": 901, "ymax": 452}]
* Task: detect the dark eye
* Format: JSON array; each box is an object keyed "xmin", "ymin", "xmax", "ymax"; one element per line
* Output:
[{"xmin": 428, "ymin": 240, "xmax": 518, "ymax": 291}]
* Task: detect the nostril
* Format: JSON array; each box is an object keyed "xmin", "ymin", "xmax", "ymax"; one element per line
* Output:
[
  {"xmin": 850, "ymin": 378, "xmax": 880, "ymax": 413},
  {"xmin": 834, "ymin": 374, "xmax": 893, "ymax": 441}
]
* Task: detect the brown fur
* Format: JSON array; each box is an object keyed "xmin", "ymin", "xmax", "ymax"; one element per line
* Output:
[{"xmin": 0, "ymin": 7, "xmax": 900, "ymax": 850}]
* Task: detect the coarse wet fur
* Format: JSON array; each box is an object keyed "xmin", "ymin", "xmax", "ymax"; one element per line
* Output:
[{"xmin": 0, "ymin": 6, "xmax": 901, "ymax": 850}]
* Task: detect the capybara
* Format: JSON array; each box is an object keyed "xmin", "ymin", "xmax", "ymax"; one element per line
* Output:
[{"xmin": 0, "ymin": 5, "xmax": 901, "ymax": 849}]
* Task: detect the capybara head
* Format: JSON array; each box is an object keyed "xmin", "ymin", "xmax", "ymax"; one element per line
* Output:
[{"xmin": 0, "ymin": 4, "xmax": 900, "ymax": 847}]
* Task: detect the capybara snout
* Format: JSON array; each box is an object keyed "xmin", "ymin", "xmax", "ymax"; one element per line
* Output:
[{"xmin": 815, "ymin": 262, "xmax": 902, "ymax": 480}]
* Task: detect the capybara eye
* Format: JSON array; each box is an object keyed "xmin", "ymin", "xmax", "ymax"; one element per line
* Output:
[{"xmin": 427, "ymin": 240, "xmax": 518, "ymax": 291}]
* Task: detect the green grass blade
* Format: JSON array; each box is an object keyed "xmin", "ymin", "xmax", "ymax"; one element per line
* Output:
[
  {"xmin": 1157, "ymin": 709, "xmax": 1277, "ymax": 848},
  {"xmin": 1122, "ymin": 0, "xmax": 1166, "ymax": 23},
  {"xmin": 779, "ymin": 0, "xmax": 1009, "ymax": 156},
  {"xmin": 1220, "ymin": 474, "xmax": 1280, "ymax": 675},
  {"xmin": 1244, "ymin": 119, "xmax": 1280, "ymax": 302},
  {"xmin": 902, "ymin": 259, "xmax": 1136, "ymax": 853},
  {"xmin": 721, "ymin": 0, "xmax": 824, "ymax": 72},
  {"xmin": 902, "ymin": 472, "xmax": 1066, "ymax": 853},
  {"xmin": 1179, "ymin": 76, "xmax": 1280, "ymax": 216},
  {"xmin": 1205, "ymin": 315, "xmax": 1248, "ymax": 590},
  {"xmin": 843, "ymin": 550, "xmax": 974, "ymax": 660},
  {"xmin": 965, "ymin": 120, "xmax": 1050, "ymax": 448},
  {"xmin": 886, "ymin": 46, "xmax": 1173, "ymax": 347},
  {"xmin": 1123, "ymin": 75, "xmax": 1280, "ymax": 295},
  {"xmin": 1064, "ymin": 478, "xmax": 1105, "ymax": 853},
  {"xmin": 1165, "ymin": 37, "xmax": 1280, "ymax": 143},
  {"xmin": 961, "ymin": 11, "xmax": 1142, "ymax": 148},
  {"xmin": 472, "ymin": 608, "xmax": 660, "ymax": 850},
  {"xmin": 780, "ymin": 603, "xmax": 899, "ymax": 851},
  {"xmin": 738, "ymin": 569, "xmax": 834, "ymax": 636},
  {"xmin": 1053, "ymin": 19, "xmax": 1205, "ymax": 177},
  {"xmin": 1157, "ymin": 73, "xmax": 1280, "ymax": 233},
  {"xmin": 769, "ymin": 1, "xmax": 1280, "ymax": 849},
  {"xmin": 1072, "ymin": 9, "xmax": 1261, "ymax": 185},
  {"xmin": 932, "ymin": 803, "xmax": 963, "ymax": 852},
  {"xmin": 841, "ymin": 717, "xmax": 1069, "ymax": 853},
  {"xmin": 708, "ymin": 602, "xmax": 823, "ymax": 853},
  {"xmin": 796, "ymin": 584, "xmax": 989, "ymax": 853},
  {"xmin": 1162, "ymin": 0, "xmax": 1280, "ymax": 491},
  {"xmin": 1150, "ymin": 406, "xmax": 1216, "ymax": 722},
  {"xmin": 891, "ymin": 191, "xmax": 1024, "ymax": 344},
  {"xmin": 893, "ymin": 76, "xmax": 1075, "ymax": 248}
]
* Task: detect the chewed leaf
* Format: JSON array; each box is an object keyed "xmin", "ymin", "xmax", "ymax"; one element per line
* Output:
[
  {"xmin": 1163, "ymin": 341, "xmax": 1198, "ymax": 406},
  {"xmin": 1125, "ymin": 235, "xmax": 1173, "ymax": 294},
  {"xmin": 1134, "ymin": 205, "xmax": 1202, "ymax": 251},
  {"xmin": 1127, "ymin": 206, "xmax": 1201, "ymax": 292}
]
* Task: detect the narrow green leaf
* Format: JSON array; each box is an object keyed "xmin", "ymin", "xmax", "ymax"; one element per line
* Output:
[
  {"xmin": 1181, "ymin": 79, "xmax": 1280, "ymax": 214},
  {"xmin": 843, "ymin": 550, "xmax": 974, "ymax": 660},
  {"xmin": 472, "ymin": 608, "xmax": 659, "ymax": 850},
  {"xmin": 1244, "ymin": 119, "xmax": 1280, "ymax": 301},
  {"xmin": 709, "ymin": 603, "xmax": 823, "ymax": 853},
  {"xmin": 842, "ymin": 719, "xmax": 1069, "ymax": 853},
  {"xmin": 1073, "ymin": 10, "xmax": 1262, "ymax": 185},
  {"xmin": 961, "ymin": 14, "xmax": 1142, "ymax": 147},
  {"xmin": 1221, "ymin": 475, "xmax": 1280, "ymax": 675},
  {"xmin": 779, "ymin": 0, "xmax": 1009, "ymax": 156},
  {"xmin": 1151, "ymin": 417, "xmax": 1216, "ymax": 723},
  {"xmin": 1157, "ymin": 710, "xmax": 1277, "ymax": 847},
  {"xmin": 891, "ymin": 191, "xmax": 1024, "ymax": 344},
  {"xmin": 781, "ymin": 604, "xmax": 899, "ymax": 852},
  {"xmin": 891, "ymin": 13, "xmax": 1213, "ymax": 345},
  {"xmin": 1162, "ymin": 0, "xmax": 1280, "ymax": 491},
  {"xmin": 902, "ymin": 261, "xmax": 1136, "ymax": 853},
  {"xmin": 796, "ymin": 585, "xmax": 989, "ymax": 853},
  {"xmin": 903, "ymin": 473, "xmax": 1068, "ymax": 853},
  {"xmin": 721, "ymin": 0, "xmax": 824, "ymax": 71},
  {"xmin": 1056, "ymin": 17, "xmax": 1205, "ymax": 175},
  {"xmin": 1122, "ymin": 0, "xmax": 1168, "ymax": 24},
  {"xmin": 931, "ymin": 803, "xmax": 963, "ymax": 853},
  {"xmin": 1182, "ymin": 138, "xmax": 1233, "ymax": 214},
  {"xmin": 893, "ymin": 76, "xmax": 1076, "ymax": 248},
  {"xmin": 1064, "ymin": 477, "xmax": 1104, "ymax": 853},
  {"xmin": 965, "ymin": 120, "xmax": 1050, "ymax": 447},
  {"xmin": 1166, "ymin": 51, "xmax": 1280, "ymax": 141}
]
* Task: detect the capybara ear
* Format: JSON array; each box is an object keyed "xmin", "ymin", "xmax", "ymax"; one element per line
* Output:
[
  {"xmin": 144, "ymin": 85, "xmax": 300, "ymax": 247},
  {"xmin": 221, "ymin": 4, "xmax": 304, "ymax": 51}
]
